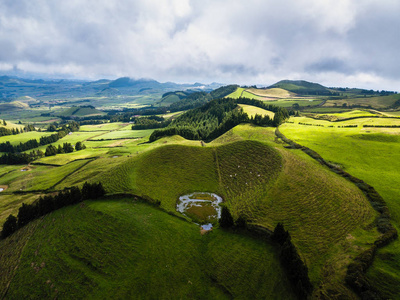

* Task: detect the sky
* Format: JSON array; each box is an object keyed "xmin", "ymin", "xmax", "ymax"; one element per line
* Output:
[{"xmin": 0, "ymin": 0, "xmax": 399, "ymax": 90}]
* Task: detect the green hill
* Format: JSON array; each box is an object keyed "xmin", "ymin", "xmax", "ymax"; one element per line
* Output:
[
  {"xmin": 57, "ymin": 106, "xmax": 105, "ymax": 117},
  {"xmin": 98, "ymin": 137, "xmax": 377, "ymax": 293},
  {"xmin": 1, "ymin": 199, "xmax": 294, "ymax": 299},
  {"xmin": 269, "ymin": 80, "xmax": 331, "ymax": 95},
  {"xmin": 0, "ymin": 101, "xmax": 29, "ymax": 111}
]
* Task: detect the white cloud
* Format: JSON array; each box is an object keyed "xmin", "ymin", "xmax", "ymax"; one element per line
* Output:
[{"xmin": 0, "ymin": 0, "xmax": 399, "ymax": 90}]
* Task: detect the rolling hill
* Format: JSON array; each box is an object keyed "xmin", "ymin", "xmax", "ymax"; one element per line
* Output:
[{"xmin": 56, "ymin": 106, "xmax": 105, "ymax": 118}]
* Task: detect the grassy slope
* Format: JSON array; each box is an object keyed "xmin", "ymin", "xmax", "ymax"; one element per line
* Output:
[
  {"xmin": 0, "ymin": 131, "xmax": 53, "ymax": 146},
  {"xmin": 280, "ymin": 119, "xmax": 400, "ymax": 298},
  {"xmin": 246, "ymin": 87, "xmax": 293, "ymax": 98},
  {"xmin": 2, "ymin": 199, "xmax": 294, "ymax": 299},
  {"xmin": 239, "ymin": 104, "xmax": 275, "ymax": 118},
  {"xmin": 57, "ymin": 107, "xmax": 105, "ymax": 117},
  {"xmin": 0, "ymin": 121, "xmax": 25, "ymax": 131},
  {"xmin": 0, "ymin": 160, "xmax": 90, "ymax": 193},
  {"xmin": 99, "ymin": 131, "xmax": 377, "ymax": 295},
  {"xmin": 324, "ymin": 94, "xmax": 400, "ymax": 109}
]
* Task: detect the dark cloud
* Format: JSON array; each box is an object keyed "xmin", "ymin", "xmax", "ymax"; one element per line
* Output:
[
  {"xmin": 0, "ymin": 0, "xmax": 398, "ymax": 90},
  {"xmin": 306, "ymin": 58, "xmax": 354, "ymax": 74}
]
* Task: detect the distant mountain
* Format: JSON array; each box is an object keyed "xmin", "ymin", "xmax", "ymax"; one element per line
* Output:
[{"xmin": 0, "ymin": 76, "xmax": 222, "ymax": 102}]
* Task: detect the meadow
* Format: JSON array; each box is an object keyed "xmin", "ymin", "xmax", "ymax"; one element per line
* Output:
[
  {"xmin": 324, "ymin": 94, "xmax": 400, "ymax": 109},
  {"xmin": 239, "ymin": 104, "xmax": 275, "ymax": 118},
  {"xmin": 1, "ymin": 199, "xmax": 294, "ymax": 299},
  {"xmin": 280, "ymin": 117, "xmax": 400, "ymax": 298}
]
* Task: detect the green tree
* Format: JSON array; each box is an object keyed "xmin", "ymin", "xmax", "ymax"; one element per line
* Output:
[
  {"xmin": 45, "ymin": 145, "xmax": 57, "ymax": 156},
  {"xmin": 1, "ymin": 214, "xmax": 17, "ymax": 238},
  {"xmin": 3, "ymin": 120, "xmax": 7, "ymax": 126},
  {"xmin": 219, "ymin": 206, "xmax": 234, "ymax": 228},
  {"xmin": 75, "ymin": 141, "xmax": 86, "ymax": 151},
  {"xmin": 63, "ymin": 143, "xmax": 74, "ymax": 153}
]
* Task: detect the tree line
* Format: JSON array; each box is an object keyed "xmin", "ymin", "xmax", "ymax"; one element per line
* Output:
[
  {"xmin": 44, "ymin": 141, "xmax": 86, "ymax": 156},
  {"xmin": 271, "ymin": 223, "xmax": 313, "ymax": 299},
  {"xmin": 131, "ymin": 116, "xmax": 171, "ymax": 130},
  {"xmin": 218, "ymin": 206, "xmax": 312, "ymax": 299},
  {"xmin": 0, "ymin": 121, "xmax": 82, "ymax": 165},
  {"xmin": 0, "ymin": 123, "xmax": 37, "ymax": 137},
  {"xmin": 0, "ymin": 131, "xmax": 67, "ymax": 153},
  {"xmin": 1, "ymin": 182, "xmax": 106, "ymax": 239}
]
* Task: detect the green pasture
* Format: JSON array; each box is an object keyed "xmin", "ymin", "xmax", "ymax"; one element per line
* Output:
[
  {"xmin": 99, "ymin": 135, "xmax": 377, "ymax": 293},
  {"xmin": 89, "ymin": 129, "xmax": 154, "ymax": 140},
  {"xmin": 324, "ymin": 94, "xmax": 400, "ymax": 109},
  {"xmin": 0, "ymin": 193, "xmax": 40, "ymax": 225},
  {"xmin": 289, "ymin": 115, "xmax": 400, "ymax": 128},
  {"xmin": 2, "ymin": 199, "xmax": 294, "ymax": 299},
  {"xmin": 239, "ymin": 104, "xmax": 275, "ymax": 118},
  {"xmin": 226, "ymin": 87, "xmax": 245, "ymax": 98},
  {"xmin": 303, "ymin": 107, "xmax": 350, "ymax": 113},
  {"xmin": 0, "ymin": 160, "xmax": 90, "ymax": 192},
  {"xmin": 280, "ymin": 120, "xmax": 400, "ymax": 298},
  {"xmin": 271, "ymin": 99, "xmax": 323, "ymax": 108},
  {"xmin": 246, "ymin": 87, "xmax": 294, "ymax": 98},
  {"xmin": 323, "ymin": 109, "xmax": 378, "ymax": 119},
  {"xmin": 160, "ymin": 110, "xmax": 185, "ymax": 120},
  {"xmin": 79, "ymin": 122, "xmax": 128, "ymax": 132},
  {"xmin": 0, "ymin": 121, "xmax": 25, "ymax": 131},
  {"xmin": 0, "ymin": 131, "xmax": 53, "ymax": 145},
  {"xmin": 34, "ymin": 148, "xmax": 104, "ymax": 165}
]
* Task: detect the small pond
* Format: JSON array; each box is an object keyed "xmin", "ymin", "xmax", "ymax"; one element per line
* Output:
[
  {"xmin": 177, "ymin": 192, "xmax": 223, "ymax": 228},
  {"xmin": 0, "ymin": 188, "xmax": 3, "ymax": 192}
]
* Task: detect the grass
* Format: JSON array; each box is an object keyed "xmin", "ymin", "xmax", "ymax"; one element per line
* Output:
[
  {"xmin": 271, "ymin": 99, "xmax": 323, "ymax": 108},
  {"xmin": 97, "ymin": 133, "xmax": 378, "ymax": 294},
  {"xmin": 0, "ymin": 121, "xmax": 25, "ymax": 131},
  {"xmin": 89, "ymin": 129, "xmax": 154, "ymax": 140},
  {"xmin": 280, "ymin": 119, "xmax": 400, "ymax": 298},
  {"xmin": 0, "ymin": 160, "xmax": 90, "ymax": 192},
  {"xmin": 0, "ymin": 193, "xmax": 40, "ymax": 225},
  {"xmin": 2, "ymin": 199, "xmax": 295, "ymax": 299},
  {"xmin": 246, "ymin": 87, "xmax": 293, "ymax": 98},
  {"xmin": 320, "ymin": 109, "xmax": 378, "ymax": 119},
  {"xmin": 0, "ymin": 131, "xmax": 53, "ymax": 145},
  {"xmin": 0, "ymin": 116, "xmax": 392, "ymax": 297},
  {"xmin": 239, "ymin": 104, "xmax": 275, "ymax": 118},
  {"xmin": 185, "ymin": 203, "xmax": 218, "ymax": 224},
  {"xmin": 57, "ymin": 106, "xmax": 105, "ymax": 117},
  {"xmin": 34, "ymin": 148, "xmax": 105, "ymax": 165},
  {"xmin": 79, "ymin": 122, "xmax": 128, "ymax": 132},
  {"xmin": 226, "ymin": 87, "xmax": 245, "ymax": 98},
  {"xmin": 103, "ymin": 144, "xmax": 220, "ymax": 212},
  {"xmin": 324, "ymin": 94, "xmax": 400, "ymax": 109}
]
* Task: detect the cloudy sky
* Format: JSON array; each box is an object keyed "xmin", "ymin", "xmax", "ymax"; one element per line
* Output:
[{"xmin": 0, "ymin": 0, "xmax": 399, "ymax": 90}]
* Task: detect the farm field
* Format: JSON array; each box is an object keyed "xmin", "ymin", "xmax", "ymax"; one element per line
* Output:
[
  {"xmin": 0, "ymin": 131, "xmax": 53, "ymax": 146},
  {"xmin": 324, "ymin": 94, "xmax": 400, "ymax": 109}
]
